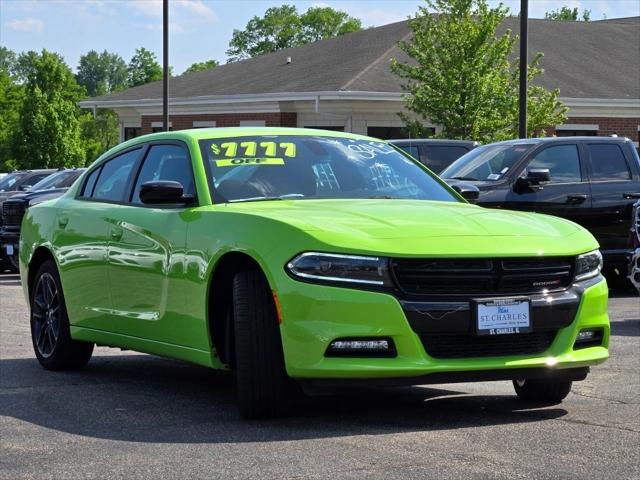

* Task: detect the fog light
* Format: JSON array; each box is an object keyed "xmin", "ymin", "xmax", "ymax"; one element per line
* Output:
[
  {"xmin": 325, "ymin": 338, "xmax": 396, "ymax": 357},
  {"xmin": 574, "ymin": 329, "xmax": 603, "ymax": 349}
]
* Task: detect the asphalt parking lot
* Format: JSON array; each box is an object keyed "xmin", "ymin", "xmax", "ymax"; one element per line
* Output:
[{"xmin": 1, "ymin": 273, "xmax": 638, "ymax": 480}]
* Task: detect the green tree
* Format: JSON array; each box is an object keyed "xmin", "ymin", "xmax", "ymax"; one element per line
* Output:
[
  {"xmin": 0, "ymin": 47, "xmax": 24, "ymax": 171},
  {"xmin": 184, "ymin": 59, "xmax": 219, "ymax": 75},
  {"xmin": 392, "ymin": 0, "xmax": 567, "ymax": 142},
  {"xmin": 80, "ymin": 109, "xmax": 119, "ymax": 164},
  {"xmin": 545, "ymin": 6, "xmax": 591, "ymax": 21},
  {"xmin": 11, "ymin": 50, "xmax": 85, "ymax": 169},
  {"xmin": 76, "ymin": 50, "xmax": 128, "ymax": 97},
  {"xmin": 127, "ymin": 47, "xmax": 162, "ymax": 87},
  {"xmin": 226, "ymin": 5, "xmax": 362, "ymax": 61}
]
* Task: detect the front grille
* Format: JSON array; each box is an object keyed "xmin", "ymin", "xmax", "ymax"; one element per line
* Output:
[
  {"xmin": 1, "ymin": 202, "xmax": 27, "ymax": 227},
  {"xmin": 391, "ymin": 257, "xmax": 574, "ymax": 297},
  {"xmin": 420, "ymin": 331, "xmax": 557, "ymax": 359}
]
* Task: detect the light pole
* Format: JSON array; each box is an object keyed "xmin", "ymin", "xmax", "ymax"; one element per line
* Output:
[
  {"xmin": 519, "ymin": 0, "xmax": 528, "ymax": 138},
  {"xmin": 163, "ymin": 0, "xmax": 169, "ymax": 132}
]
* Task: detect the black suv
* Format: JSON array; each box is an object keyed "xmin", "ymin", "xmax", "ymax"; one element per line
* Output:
[
  {"xmin": 0, "ymin": 168, "xmax": 84, "ymax": 272},
  {"xmin": 389, "ymin": 139, "xmax": 479, "ymax": 173},
  {"xmin": 441, "ymin": 137, "xmax": 640, "ymax": 284}
]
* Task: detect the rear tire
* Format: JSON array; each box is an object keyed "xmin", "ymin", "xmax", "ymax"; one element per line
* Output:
[
  {"xmin": 30, "ymin": 260, "xmax": 94, "ymax": 370},
  {"xmin": 513, "ymin": 378, "xmax": 572, "ymax": 404},
  {"xmin": 232, "ymin": 270, "xmax": 297, "ymax": 418}
]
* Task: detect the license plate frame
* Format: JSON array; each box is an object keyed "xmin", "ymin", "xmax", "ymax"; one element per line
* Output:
[{"xmin": 473, "ymin": 297, "xmax": 532, "ymax": 336}]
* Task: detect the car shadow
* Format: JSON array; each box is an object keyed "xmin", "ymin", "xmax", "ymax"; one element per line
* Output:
[
  {"xmin": 610, "ymin": 318, "xmax": 640, "ymax": 337},
  {"xmin": 0, "ymin": 354, "xmax": 567, "ymax": 444},
  {"xmin": 0, "ymin": 273, "xmax": 21, "ymax": 286}
]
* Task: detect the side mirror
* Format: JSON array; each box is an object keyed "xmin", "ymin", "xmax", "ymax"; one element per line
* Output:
[
  {"xmin": 452, "ymin": 183, "xmax": 480, "ymax": 202},
  {"xmin": 19, "ymin": 184, "xmax": 33, "ymax": 191},
  {"xmin": 139, "ymin": 180, "xmax": 194, "ymax": 205},
  {"xmin": 524, "ymin": 168, "xmax": 551, "ymax": 184}
]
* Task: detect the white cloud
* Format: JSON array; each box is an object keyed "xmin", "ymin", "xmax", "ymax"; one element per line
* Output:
[
  {"xmin": 7, "ymin": 17, "xmax": 44, "ymax": 32},
  {"xmin": 175, "ymin": 0, "xmax": 216, "ymax": 19},
  {"xmin": 131, "ymin": 0, "xmax": 163, "ymax": 17},
  {"xmin": 130, "ymin": 0, "xmax": 215, "ymax": 19}
]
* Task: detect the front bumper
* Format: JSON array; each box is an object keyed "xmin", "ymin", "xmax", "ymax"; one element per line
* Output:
[{"xmin": 277, "ymin": 275, "xmax": 609, "ymax": 381}]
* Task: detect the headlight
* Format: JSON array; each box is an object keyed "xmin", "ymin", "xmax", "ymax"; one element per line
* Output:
[
  {"xmin": 286, "ymin": 252, "xmax": 392, "ymax": 286},
  {"xmin": 574, "ymin": 250, "xmax": 603, "ymax": 281}
]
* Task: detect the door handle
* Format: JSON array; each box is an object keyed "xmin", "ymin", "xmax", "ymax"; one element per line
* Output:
[
  {"xmin": 110, "ymin": 227, "xmax": 123, "ymax": 241},
  {"xmin": 566, "ymin": 194, "xmax": 588, "ymax": 205},
  {"xmin": 623, "ymin": 192, "xmax": 640, "ymax": 199},
  {"xmin": 58, "ymin": 216, "xmax": 68, "ymax": 228}
]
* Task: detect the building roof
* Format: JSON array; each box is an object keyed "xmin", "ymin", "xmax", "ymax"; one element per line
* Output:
[{"xmin": 86, "ymin": 17, "xmax": 640, "ymax": 105}]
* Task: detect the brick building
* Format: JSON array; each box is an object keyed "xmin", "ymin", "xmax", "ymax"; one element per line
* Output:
[{"xmin": 80, "ymin": 17, "xmax": 640, "ymax": 144}]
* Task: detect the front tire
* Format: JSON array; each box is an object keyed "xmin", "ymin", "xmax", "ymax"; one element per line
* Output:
[
  {"xmin": 30, "ymin": 260, "xmax": 94, "ymax": 370},
  {"xmin": 232, "ymin": 270, "xmax": 296, "ymax": 418},
  {"xmin": 513, "ymin": 378, "xmax": 572, "ymax": 404}
]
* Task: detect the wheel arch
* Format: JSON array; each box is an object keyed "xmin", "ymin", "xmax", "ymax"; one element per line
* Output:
[
  {"xmin": 27, "ymin": 246, "xmax": 57, "ymax": 299},
  {"xmin": 207, "ymin": 250, "xmax": 271, "ymax": 366}
]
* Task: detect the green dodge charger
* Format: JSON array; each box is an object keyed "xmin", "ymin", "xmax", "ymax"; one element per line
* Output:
[{"xmin": 19, "ymin": 128, "xmax": 609, "ymax": 418}]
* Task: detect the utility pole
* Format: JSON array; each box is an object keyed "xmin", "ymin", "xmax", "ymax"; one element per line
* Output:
[
  {"xmin": 163, "ymin": 0, "xmax": 169, "ymax": 131},
  {"xmin": 519, "ymin": 0, "xmax": 528, "ymax": 138}
]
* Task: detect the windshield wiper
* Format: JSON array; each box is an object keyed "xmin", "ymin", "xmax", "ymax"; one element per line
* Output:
[
  {"xmin": 228, "ymin": 193, "xmax": 305, "ymax": 203},
  {"xmin": 449, "ymin": 176, "xmax": 479, "ymax": 181},
  {"xmin": 367, "ymin": 195, "xmax": 402, "ymax": 199}
]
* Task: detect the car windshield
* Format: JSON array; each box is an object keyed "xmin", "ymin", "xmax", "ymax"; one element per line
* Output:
[
  {"xmin": 0, "ymin": 173, "xmax": 26, "ymax": 192},
  {"xmin": 199, "ymin": 135, "xmax": 458, "ymax": 203},
  {"xmin": 28, "ymin": 170, "xmax": 80, "ymax": 191},
  {"xmin": 441, "ymin": 143, "xmax": 535, "ymax": 181}
]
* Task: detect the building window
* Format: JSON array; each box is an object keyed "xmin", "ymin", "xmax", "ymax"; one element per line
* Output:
[
  {"xmin": 367, "ymin": 126, "xmax": 435, "ymax": 140},
  {"xmin": 151, "ymin": 121, "xmax": 172, "ymax": 133},
  {"xmin": 556, "ymin": 130, "xmax": 597, "ymax": 137},
  {"xmin": 193, "ymin": 120, "xmax": 216, "ymax": 128},
  {"xmin": 124, "ymin": 127, "xmax": 141, "ymax": 141},
  {"xmin": 304, "ymin": 126, "xmax": 344, "ymax": 132},
  {"xmin": 239, "ymin": 120, "xmax": 266, "ymax": 127},
  {"xmin": 555, "ymin": 124, "xmax": 598, "ymax": 137}
]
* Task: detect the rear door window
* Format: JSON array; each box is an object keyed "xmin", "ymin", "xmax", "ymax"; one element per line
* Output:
[
  {"xmin": 421, "ymin": 145, "xmax": 470, "ymax": 172},
  {"xmin": 527, "ymin": 144, "xmax": 582, "ymax": 184},
  {"xmin": 90, "ymin": 148, "xmax": 141, "ymax": 202},
  {"xmin": 587, "ymin": 144, "xmax": 631, "ymax": 181}
]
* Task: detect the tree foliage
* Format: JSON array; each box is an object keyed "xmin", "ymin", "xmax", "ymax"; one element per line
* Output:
[
  {"xmin": 76, "ymin": 50, "xmax": 128, "ymax": 97},
  {"xmin": 11, "ymin": 50, "xmax": 86, "ymax": 169},
  {"xmin": 392, "ymin": 0, "xmax": 567, "ymax": 142},
  {"xmin": 184, "ymin": 59, "xmax": 219, "ymax": 75},
  {"xmin": 0, "ymin": 47, "xmax": 24, "ymax": 171},
  {"xmin": 226, "ymin": 5, "xmax": 362, "ymax": 61},
  {"xmin": 127, "ymin": 47, "xmax": 162, "ymax": 87},
  {"xmin": 545, "ymin": 6, "xmax": 591, "ymax": 22}
]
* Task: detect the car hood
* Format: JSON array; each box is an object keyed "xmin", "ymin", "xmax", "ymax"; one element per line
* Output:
[
  {"xmin": 7, "ymin": 187, "xmax": 68, "ymax": 204},
  {"xmin": 220, "ymin": 199, "xmax": 598, "ymax": 257}
]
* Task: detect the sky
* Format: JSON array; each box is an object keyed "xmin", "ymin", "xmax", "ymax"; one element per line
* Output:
[{"xmin": 1, "ymin": 0, "xmax": 639, "ymax": 74}]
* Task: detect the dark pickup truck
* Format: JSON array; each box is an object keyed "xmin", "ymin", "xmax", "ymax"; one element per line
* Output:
[
  {"xmin": 441, "ymin": 136, "xmax": 640, "ymax": 284},
  {"xmin": 0, "ymin": 168, "xmax": 85, "ymax": 272}
]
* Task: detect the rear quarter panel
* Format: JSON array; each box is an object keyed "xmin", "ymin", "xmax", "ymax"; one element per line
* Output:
[{"xmin": 19, "ymin": 198, "xmax": 60, "ymax": 302}]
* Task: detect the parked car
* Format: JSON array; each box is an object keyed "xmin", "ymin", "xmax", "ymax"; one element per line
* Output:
[
  {"xmin": 389, "ymin": 139, "xmax": 479, "ymax": 173},
  {"xmin": 0, "ymin": 168, "xmax": 85, "ymax": 272},
  {"xmin": 441, "ymin": 136, "xmax": 640, "ymax": 285},
  {"xmin": 0, "ymin": 169, "xmax": 57, "ymax": 272},
  {"xmin": 628, "ymin": 200, "xmax": 640, "ymax": 293},
  {"xmin": 0, "ymin": 169, "xmax": 57, "ymax": 202},
  {"xmin": 20, "ymin": 128, "xmax": 609, "ymax": 418}
]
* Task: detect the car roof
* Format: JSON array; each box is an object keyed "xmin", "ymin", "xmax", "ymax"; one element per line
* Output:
[
  {"xmin": 483, "ymin": 136, "xmax": 633, "ymax": 147},
  {"xmin": 388, "ymin": 139, "xmax": 478, "ymax": 146},
  {"xmin": 96, "ymin": 127, "xmax": 391, "ymax": 164}
]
